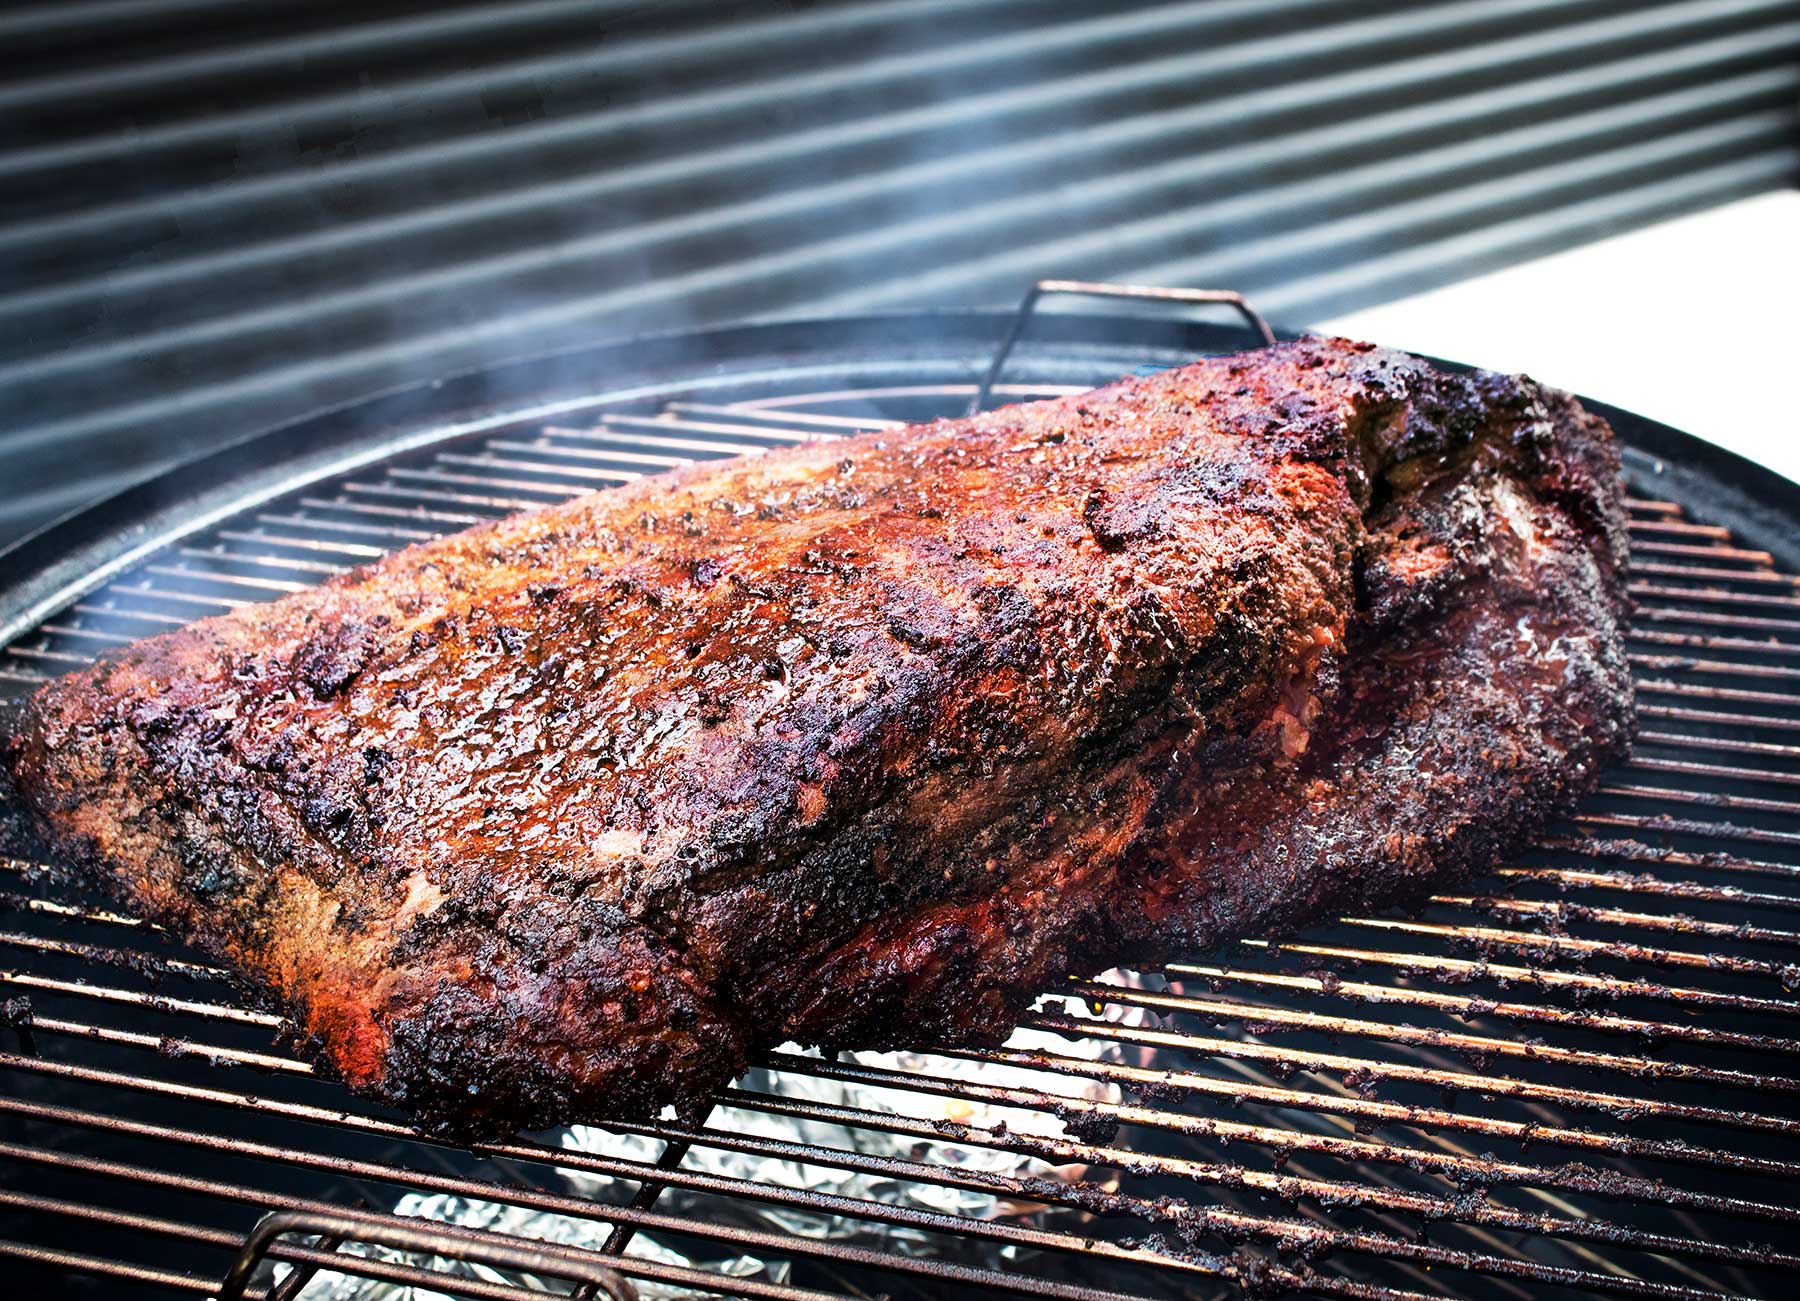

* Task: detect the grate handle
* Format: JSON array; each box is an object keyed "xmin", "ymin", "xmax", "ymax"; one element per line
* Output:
[
  {"xmin": 968, "ymin": 279, "xmax": 1277, "ymax": 416},
  {"xmin": 220, "ymin": 1208, "xmax": 637, "ymax": 1301}
]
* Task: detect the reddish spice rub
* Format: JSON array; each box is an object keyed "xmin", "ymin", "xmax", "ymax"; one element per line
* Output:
[{"xmin": 0, "ymin": 339, "xmax": 1632, "ymax": 1137}]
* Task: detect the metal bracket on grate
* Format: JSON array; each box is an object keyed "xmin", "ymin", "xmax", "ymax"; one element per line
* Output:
[
  {"xmin": 969, "ymin": 279, "xmax": 1278, "ymax": 415},
  {"xmin": 263, "ymin": 1230, "xmax": 347, "ymax": 1301},
  {"xmin": 218, "ymin": 1208, "xmax": 637, "ymax": 1301}
]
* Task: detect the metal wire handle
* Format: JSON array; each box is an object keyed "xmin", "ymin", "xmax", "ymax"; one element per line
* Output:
[
  {"xmin": 968, "ymin": 279, "xmax": 1277, "ymax": 416},
  {"xmin": 220, "ymin": 1209, "xmax": 637, "ymax": 1301}
]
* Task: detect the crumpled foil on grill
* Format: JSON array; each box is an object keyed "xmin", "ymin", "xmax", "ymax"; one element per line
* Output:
[{"xmin": 303, "ymin": 1009, "xmax": 1141, "ymax": 1300}]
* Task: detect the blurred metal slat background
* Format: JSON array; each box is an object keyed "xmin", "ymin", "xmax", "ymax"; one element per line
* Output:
[{"xmin": 0, "ymin": 0, "xmax": 1794, "ymax": 544}]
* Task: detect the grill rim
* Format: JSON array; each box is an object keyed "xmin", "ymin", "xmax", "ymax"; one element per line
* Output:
[{"xmin": 2, "ymin": 305, "xmax": 1798, "ymax": 1300}]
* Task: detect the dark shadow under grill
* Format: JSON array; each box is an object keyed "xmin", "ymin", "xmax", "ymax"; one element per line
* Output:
[{"xmin": 1, "ymin": 309, "xmax": 1796, "ymax": 1300}]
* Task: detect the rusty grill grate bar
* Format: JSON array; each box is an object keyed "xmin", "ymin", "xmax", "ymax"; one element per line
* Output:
[{"xmin": 3, "ymin": 374, "xmax": 1798, "ymax": 1301}]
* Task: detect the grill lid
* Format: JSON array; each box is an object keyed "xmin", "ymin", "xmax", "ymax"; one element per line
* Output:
[{"xmin": 1, "ymin": 306, "xmax": 1798, "ymax": 1300}]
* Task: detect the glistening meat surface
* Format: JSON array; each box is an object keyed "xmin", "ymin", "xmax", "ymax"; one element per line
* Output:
[{"xmin": 0, "ymin": 338, "xmax": 1633, "ymax": 1137}]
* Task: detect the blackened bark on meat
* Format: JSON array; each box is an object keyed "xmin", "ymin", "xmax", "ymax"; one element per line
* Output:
[{"xmin": 0, "ymin": 339, "xmax": 1632, "ymax": 1137}]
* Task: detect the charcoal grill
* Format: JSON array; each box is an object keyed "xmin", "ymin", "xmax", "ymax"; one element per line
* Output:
[{"xmin": 2, "ymin": 285, "xmax": 1798, "ymax": 1301}]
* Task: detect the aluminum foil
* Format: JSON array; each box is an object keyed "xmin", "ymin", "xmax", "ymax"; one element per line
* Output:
[{"xmin": 303, "ymin": 999, "xmax": 1144, "ymax": 1301}]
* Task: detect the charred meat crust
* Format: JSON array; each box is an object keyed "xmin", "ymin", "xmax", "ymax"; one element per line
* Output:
[{"xmin": 0, "ymin": 338, "xmax": 1632, "ymax": 1137}]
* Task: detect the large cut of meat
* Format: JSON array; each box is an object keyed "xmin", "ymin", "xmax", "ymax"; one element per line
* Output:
[{"xmin": 0, "ymin": 339, "xmax": 1633, "ymax": 1137}]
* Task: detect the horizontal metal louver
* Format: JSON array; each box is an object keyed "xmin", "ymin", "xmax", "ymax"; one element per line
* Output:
[{"xmin": 0, "ymin": 0, "xmax": 1794, "ymax": 544}]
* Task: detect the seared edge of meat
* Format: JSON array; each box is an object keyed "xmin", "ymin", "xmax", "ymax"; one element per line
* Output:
[{"xmin": 756, "ymin": 368, "xmax": 1633, "ymax": 1055}]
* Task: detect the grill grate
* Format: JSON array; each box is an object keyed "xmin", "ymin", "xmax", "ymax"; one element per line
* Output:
[{"xmin": 2, "ymin": 366, "xmax": 1798, "ymax": 1299}]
